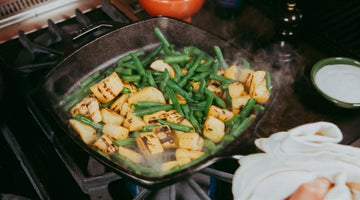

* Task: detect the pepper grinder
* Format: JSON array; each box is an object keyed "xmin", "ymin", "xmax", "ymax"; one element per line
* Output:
[
  {"xmin": 273, "ymin": 0, "xmax": 303, "ymax": 66},
  {"xmin": 276, "ymin": 0, "xmax": 303, "ymax": 45}
]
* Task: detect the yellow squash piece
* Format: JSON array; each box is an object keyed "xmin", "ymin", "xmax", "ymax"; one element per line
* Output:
[
  {"xmin": 93, "ymin": 135, "xmax": 117, "ymax": 155},
  {"xmin": 110, "ymin": 94, "xmax": 130, "ymax": 114},
  {"xmin": 136, "ymin": 132, "xmax": 164, "ymax": 157},
  {"xmin": 90, "ymin": 72, "xmax": 123, "ymax": 103},
  {"xmin": 69, "ymin": 119, "xmax": 97, "ymax": 145},
  {"xmin": 207, "ymin": 80, "xmax": 223, "ymax": 97},
  {"xmin": 150, "ymin": 59, "xmax": 176, "ymax": 78},
  {"xmin": 101, "ymin": 108, "xmax": 124, "ymax": 125},
  {"xmin": 123, "ymin": 113, "xmax": 146, "ymax": 132},
  {"xmin": 143, "ymin": 110, "xmax": 167, "ymax": 125},
  {"xmin": 172, "ymin": 119, "xmax": 193, "ymax": 146},
  {"xmin": 232, "ymin": 95, "xmax": 251, "ymax": 114},
  {"xmin": 203, "ymin": 116, "xmax": 225, "ymax": 143},
  {"xmin": 127, "ymin": 87, "xmax": 166, "ymax": 105},
  {"xmin": 238, "ymin": 68, "xmax": 255, "ymax": 83},
  {"xmin": 118, "ymin": 146, "xmax": 144, "ymax": 164},
  {"xmin": 208, "ymin": 105, "xmax": 234, "ymax": 122},
  {"xmin": 161, "ymin": 160, "xmax": 179, "ymax": 171},
  {"xmin": 102, "ymin": 123, "xmax": 129, "ymax": 140},
  {"xmin": 166, "ymin": 110, "xmax": 185, "ymax": 124},
  {"xmin": 245, "ymin": 70, "xmax": 270, "ymax": 103},
  {"xmin": 152, "ymin": 125, "xmax": 176, "ymax": 149},
  {"xmin": 178, "ymin": 132, "xmax": 204, "ymax": 151},
  {"xmin": 119, "ymin": 103, "xmax": 133, "ymax": 118},
  {"xmin": 176, "ymin": 148, "xmax": 204, "ymax": 166},
  {"xmin": 228, "ymin": 82, "xmax": 245, "ymax": 99},
  {"xmin": 224, "ymin": 65, "xmax": 239, "ymax": 80},
  {"xmin": 70, "ymin": 96, "xmax": 102, "ymax": 123}
]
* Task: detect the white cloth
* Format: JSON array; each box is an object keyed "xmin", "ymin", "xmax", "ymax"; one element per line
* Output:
[{"xmin": 232, "ymin": 121, "xmax": 360, "ymax": 200}]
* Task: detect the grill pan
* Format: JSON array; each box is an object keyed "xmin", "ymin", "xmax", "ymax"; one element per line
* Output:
[{"xmin": 41, "ymin": 17, "xmax": 272, "ymax": 188}]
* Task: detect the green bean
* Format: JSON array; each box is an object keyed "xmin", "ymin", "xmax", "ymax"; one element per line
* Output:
[
  {"xmin": 183, "ymin": 46, "xmax": 209, "ymax": 57},
  {"xmin": 157, "ymin": 119, "xmax": 193, "ymax": 132},
  {"xmin": 211, "ymin": 60, "xmax": 219, "ymax": 75},
  {"xmin": 196, "ymin": 64, "xmax": 212, "ymax": 73},
  {"xmin": 184, "ymin": 57, "xmax": 196, "ymax": 70},
  {"xmin": 116, "ymin": 51, "xmax": 144, "ymax": 64},
  {"xmin": 151, "ymin": 71, "xmax": 164, "ymax": 77},
  {"xmin": 141, "ymin": 44, "xmax": 163, "ymax": 66},
  {"xmin": 137, "ymin": 165, "xmax": 157, "ymax": 176},
  {"xmin": 220, "ymin": 83, "xmax": 229, "ymax": 90},
  {"xmin": 131, "ymin": 131, "xmax": 144, "ymax": 138},
  {"xmin": 115, "ymin": 68, "xmax": 132, "ymax": 75},
  {"xmin": 120, "ymin": 87, "xmax": 132, "ymax": 94},
  {"xmin": 181, "ymin": 104, "xmax": 190, "ymax": 119},
  {"xmin": 204, "ymin": 95, "xmax": 214, "ymax": 116},
  {"xmin": 164, "ymin": 55, "xmax": 188, "ymax": 64},
  {"xmin": 136, "ymin": 101, "xmax": 164, "ymax": 108},
  {"xmin": 209, "ymin": 74, "xmax": 235, "ymax": 84},
  {"xmin": 117, "ymin": 62, "xmax": 136, "ymax": 70},
  {"xmin": 80, "ymin": 71, "xmax": 101, "ymax": 88},
  {"xmin": 160, "ymin": 69, "xmax": 170, "ymax": 92},
  {"xmin": 178, "ymin": 53, "xmax": 204, "ymax": 87},
  {"xmin": 154, "ymin": 27, "xmax": 170, "ymax": 48},
  {"xmin": 190, "ymin": 71, "xmax": 211, "ymax": 82},
  {"xmin": 73, "ymin": 114, "xmax": 103, "ymax": 130},
  {"xmin": 204, "ymin": 89, "xmax": 226, "ymax": 109},
  {"xmin": 225, "ymin": 114, "xmax": 240, "ymax": 127},
  {"xmin": 145, "ymin": 70, "xmax": 156, "ymax": 87},
  {"xmin": 63, "ymin": 88, "xmax": 91, "ymax": 111},
  {"xmin": 96, "ymin": 150, "xmax": 110, "ymax": 160},
  {"xmin": 113, "ymin": 138, "xmax": 136, "ymax": 146},
  {"xmin": 199, "ymin": 57, "xmax": 214, "ymax": 68},
  {"xmin": 198, "ymin": 79, "xmax": 207, "ymax": 95},
  {"xmin": 134, "ymin": 104, "xmax": 173, "ymax": 117},
  {"xmin": 214, "ymin": 45, "xmax": 228, "ymax": 69},
  {"xmin": 265, "ymin": 70, "xmax": 272, "ymax": 94},
  {"xmin": 231, "ymin": 116, "xmax": 255, "ymax": 137},
  {"xmin": 131, "ymin": 53, "xmax": 145, "ymax": 76},
  {"xmin": 142, "ymin": 125, "xmax": 159, "ymax": 132},
  {"xmin": 225, "ymin": 89, "xmax": 231, "ymax": 105},
  {"xmin": 105, "ymin": 67, "xmax": 115, "ymax": 76},
  {"xmin": 184, "ymin": 84, "xmax": 193, "ymax": 92},
  {"xmin": 243, "ymin": 58, "xmax": 250, "ymax": 69},
  {"xmin": 120, "ymin": 75, "xmax": 141, "ymax": 82},
  {"xmin": 189, "ymin": 112, "xmax": 202, "ymax": 133},
  {"xmin": 166, "ymin": 87, "xmax": 185, "ymax": 116},
  {"xmin": 60, "ymin": 87, "xmax": 88, "ymax": 107},
  {"xmin": 172, "ymin": 63, "xmax": 184, "ymax": 82},
  {"xmin": 166, "ymin": 79, "xmax": 193, "ymax": 101},
  {"xmin": 110, "ymin": 154, "xmax": 138, "ymax": 172},
  {"xmin": 221, "ymin": 135, "xmax": 235, "ymax": 144},
  {"xmin": 238, "ymin": 98, "xmax": 256, "ymax": 120},
  {"xmin": 253, "ymin": 104, "xmax": 265, "ymax": 112},
  {"xmin": 204, "ymin": 139, "xmax": 217, "ymax": 154},
  {"xmin": 100, "ymin": 99, "xmax": 115, "ymax": 108}
]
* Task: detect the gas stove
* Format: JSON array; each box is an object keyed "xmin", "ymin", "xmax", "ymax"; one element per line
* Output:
[{"xmin": 1, "ymin": 0, "xmax": 360, "ymax": 200}]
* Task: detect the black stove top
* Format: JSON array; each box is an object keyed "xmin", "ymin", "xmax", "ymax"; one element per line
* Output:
[{"xmin": 1, "ymin": 0, "xmax": 360, "ymax": 199}]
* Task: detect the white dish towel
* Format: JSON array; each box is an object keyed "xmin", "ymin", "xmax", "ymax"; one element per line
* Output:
[{"xmin": 232, "ymin": 121, "xmax": 360, "ymax": 200}]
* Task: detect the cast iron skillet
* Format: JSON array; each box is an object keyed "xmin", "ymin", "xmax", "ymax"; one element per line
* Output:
[{"xmin": 42, "ymin": 17, "xmax": 273, "ymax": 188}]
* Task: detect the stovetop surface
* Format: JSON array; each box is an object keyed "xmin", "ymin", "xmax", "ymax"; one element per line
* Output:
[{"xmin": 1, "ymin": 0, "xmax": 360, "ymax": 199}]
